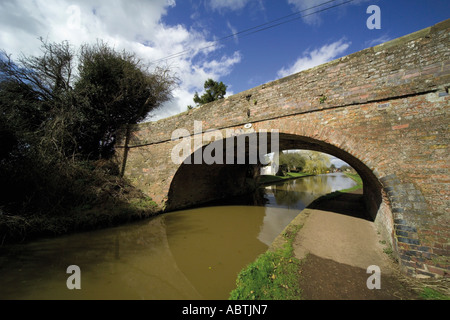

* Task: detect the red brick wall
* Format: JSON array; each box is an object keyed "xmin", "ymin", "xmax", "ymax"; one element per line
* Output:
[{"xmin": 116, "ymin": 20, "xmax": 450, "ymax": 277}]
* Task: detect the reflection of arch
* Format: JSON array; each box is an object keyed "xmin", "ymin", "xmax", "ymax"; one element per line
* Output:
[{"xmin": 166, "ymin": 132, "xmax": 389, "ymax": 242}]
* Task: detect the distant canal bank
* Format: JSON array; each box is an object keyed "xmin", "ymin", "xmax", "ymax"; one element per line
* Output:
[{"xmin": 0, "ymin": 173, "xmax": 358, "ymax": 299}]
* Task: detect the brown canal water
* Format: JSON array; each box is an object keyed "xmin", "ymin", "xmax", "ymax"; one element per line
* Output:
[{"xmin": 0, "ymin": 173, "xmax": 356, "ymax": 300}]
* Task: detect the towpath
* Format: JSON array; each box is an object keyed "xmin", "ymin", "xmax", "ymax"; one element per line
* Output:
[{"xmin": 292, "ymin": 190, "xmax": 423, "ymax": 300}]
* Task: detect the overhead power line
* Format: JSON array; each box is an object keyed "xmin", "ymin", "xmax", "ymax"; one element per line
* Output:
[{"xmin": 150, "ymin": 0, "xmax": 356, "ymax": 64}]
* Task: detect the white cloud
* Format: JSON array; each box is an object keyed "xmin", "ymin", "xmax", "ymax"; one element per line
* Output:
[
  {"xmin": 209, "ymin": 0, "xmax": 250, "ymax": 11},
  {"xmin": 287, "ymin": 0, "xmax": 330, "ymax": 25},
  {"xmin": 227, "ymin": 21, "xmax": 239, "ymax": 44},
  {"xmin": 1, "ymin": 0, "xmax": 173, "ymax": 55},
  {"xmin": 365, "ymin": 34, "xmax": 391, "ymax": 47},
  {"xmin": 201, "ymin": 51, "xmax": 242, "ymax": 76},
  {"xmin": 0, "ymin": 0, "xmax": 242, "ymax": 121},
  {"xmin": 277, "ymin": 39, "xmax": 350, "ymax": 78}
]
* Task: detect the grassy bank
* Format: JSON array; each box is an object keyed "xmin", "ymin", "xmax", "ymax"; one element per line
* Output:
[
  {"xmin": 0, "ymin": 191, "xmax": 160, "ymax": 245},
  {"xmin": 0, "ymin": 162, "xmax": 161, "ymax": 245},
  {"xmin": 229, "ymin": 223, "xmax": 303, "ymax": 300},
  {"xmin": 342, "ymin": 172, "xmax": 363, "ymax": 191}
]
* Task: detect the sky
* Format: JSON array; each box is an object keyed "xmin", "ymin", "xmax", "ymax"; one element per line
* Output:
[{"xmin": 0, "ymin": 0, "xmax": 449, "ymax": 122}]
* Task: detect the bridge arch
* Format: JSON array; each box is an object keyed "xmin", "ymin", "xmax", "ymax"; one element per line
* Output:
[{"xmin": 166, "ymin": 130, "xmax": 391, "ymax": 245}]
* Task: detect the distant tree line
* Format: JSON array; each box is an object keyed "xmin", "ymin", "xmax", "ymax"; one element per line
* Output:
[{"xmin": 276, "ymin": 150, "xmax": 333, "ymax": 175}]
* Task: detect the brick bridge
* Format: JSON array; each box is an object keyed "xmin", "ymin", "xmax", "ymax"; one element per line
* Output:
[{"xmin": 115, "ymin": 20, "xmax": 449, "ymax": 278}]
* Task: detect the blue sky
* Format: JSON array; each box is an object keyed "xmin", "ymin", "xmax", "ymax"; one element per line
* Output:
[
  {"xmin": 160, "ymin": 0, "xmax": 449, "ymax": 96},
  {"xmin": 0, "ymin": 0, "xmax": 449, "ymax": 120}
]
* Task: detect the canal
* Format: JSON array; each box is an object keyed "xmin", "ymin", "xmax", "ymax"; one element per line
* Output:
[{"xmin": 0, "ymin": 173, "xmax": 357, "ymax": 300}]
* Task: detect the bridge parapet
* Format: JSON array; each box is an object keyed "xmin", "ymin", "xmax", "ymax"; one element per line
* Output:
[{"xmin": 118, "ymin": 19, "xmax": 449, "ymax": 149}]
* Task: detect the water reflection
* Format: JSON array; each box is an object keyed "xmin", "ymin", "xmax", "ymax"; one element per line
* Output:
[
  {"xmin": 264, "ymin": 174, "xmax": 355, "ymax": 210},
  {"xmin": 164, "ymin": 206, "xmax": 268, "ymax": 299},
  {"xmin": 258, "ymin": 173, "xmax": 356, "ymax": 246},
  {"xmin": 0, "ymin": 173, "xmax": 356, "ymax": 300}
]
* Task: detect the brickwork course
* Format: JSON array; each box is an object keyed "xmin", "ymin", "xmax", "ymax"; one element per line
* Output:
[{"xmin": 116, "ymin": 19, "xmax": 450, "ymax": 278}]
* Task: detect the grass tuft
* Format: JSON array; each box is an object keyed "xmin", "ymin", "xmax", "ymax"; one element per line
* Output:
[
  {"xmin": 419, "ymin": 287, "xmax": 450, "ymax": 300},
  {"xmin": 229, "ymin": 224, "xmax": 303, "ymax": 300}
]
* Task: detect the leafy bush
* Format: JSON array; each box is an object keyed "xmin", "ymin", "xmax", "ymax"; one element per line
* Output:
[{"xmin": 0, "ymin": 39, "xmax": 172, "ymax": 240}]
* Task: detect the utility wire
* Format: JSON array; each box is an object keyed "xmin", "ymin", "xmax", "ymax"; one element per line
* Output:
[
  {"xmin": 151, "ymin": 0, "xmax": 356, "ymax": 64},
  {"xmin": 153, "ymin": 0, "xmax": 340, "ymax": 62}
]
